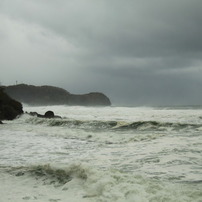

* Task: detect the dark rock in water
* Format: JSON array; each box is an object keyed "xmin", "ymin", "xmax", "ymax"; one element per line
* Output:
[
  {"xmin": 0, "ymin": 87, "xmax": 23, "ymax": 121},
  {"xmin": 29, "ymin": 111, "xmax": 61, "ymax": 119},
  {"xmin": 29, "ymin": 112, "xmax": 39, "ymax": 117},
  {"xmin": 4, "ymin": 84, "xmax": 111, "ymax": 106},
  {"xmin": 44, "ymin": 111, "xmax": 54, "ymax": 118},
  {"xmin": 29, "ymin": 111, "xmax": 44, "ymax": 118},
  {"xmin": 0, "ymin": 120, "xmax": 3, "ymax": 124}
]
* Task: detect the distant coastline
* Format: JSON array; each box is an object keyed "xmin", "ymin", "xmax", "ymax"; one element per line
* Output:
[{"xmin": 4, "ymin": 84, "xmax": 111, "ymax": 106}]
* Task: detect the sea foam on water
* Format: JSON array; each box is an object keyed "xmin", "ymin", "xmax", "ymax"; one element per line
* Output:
[{"xmin": 0, "ymin": 105, "xmax": 202, "ymax": 201}]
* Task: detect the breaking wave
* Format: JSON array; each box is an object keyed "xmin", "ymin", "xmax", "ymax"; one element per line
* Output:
[
  {"xmin": 2, "ymin": 163, "xmax": 202, "ymax": 202},
  {"xmin": 25, "ymin": 115, "xmax": 202, "ymax": 132},
  {"xmin": 5, "ymin": 163, "xmax": 88, "ymax": 187}
]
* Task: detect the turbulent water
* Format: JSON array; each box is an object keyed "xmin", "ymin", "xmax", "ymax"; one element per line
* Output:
[{"xmin": 0, "ymin": 105, "xmax": 202, "ymax": 202}]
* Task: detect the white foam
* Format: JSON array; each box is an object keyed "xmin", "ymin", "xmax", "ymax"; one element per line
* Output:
[
  {"xmin": 0, "ymin": 163, "xmax": 201, "ymax": 202},
  {"xmin": 23, "ymin": 105, "xmax": 202, "ymax": 124},
  {"xmin": 1, "ymin": 106, "xmax": 202, "ymax": 201}
]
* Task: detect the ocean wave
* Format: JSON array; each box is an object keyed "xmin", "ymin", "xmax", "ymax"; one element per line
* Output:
[
  {"xmin": 4, "ymin": 163, "xmax": 89, "ymax": 187},
  {"xmin": 1, "ymin": 163, "xmax": 201, "ymax": 202},
  {"xmin": 115, "ymin": 121, "xmax": 201, "ymax": 131},
  {"xmin": 24, "ymin": 115, "xmax": 202, "ymax": 132}
]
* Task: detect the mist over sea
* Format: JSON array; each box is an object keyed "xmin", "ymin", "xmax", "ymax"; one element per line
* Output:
[{"xmin": 0, "ymin": 105, "xmax": 202, "ymax": 202}]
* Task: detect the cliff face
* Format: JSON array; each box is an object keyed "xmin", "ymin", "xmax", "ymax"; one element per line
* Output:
[
  {"xmin": 5, "ymin": 85, "xmax": 70, "ymax": 105},
  {"xmin": 4, "ymin": 84, "xmax": 111, "ymax": 106},
  {"xmin": 0, "ymin": 87, "xmax": 23, "ymax": 120}
]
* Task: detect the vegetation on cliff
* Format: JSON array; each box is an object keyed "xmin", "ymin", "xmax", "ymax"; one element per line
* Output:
[{"xmin": 5, "ymin": 84, "xmax": 111, "ymax": 106}]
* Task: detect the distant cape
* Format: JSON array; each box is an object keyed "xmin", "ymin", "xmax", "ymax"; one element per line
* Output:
[{"xmin": 4, "ymin": 84, "xmax": 111, "ymax": 106}]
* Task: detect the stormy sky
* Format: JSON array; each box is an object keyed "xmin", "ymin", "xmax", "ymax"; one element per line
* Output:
[{"xmin": 0, "ymin": 0, "xmax": 202, "ymax": 106}]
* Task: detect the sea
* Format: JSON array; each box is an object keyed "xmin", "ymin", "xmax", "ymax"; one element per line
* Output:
[{"xmin": 0, "ymin": 105, "xmax": 202, "ymax": 202}]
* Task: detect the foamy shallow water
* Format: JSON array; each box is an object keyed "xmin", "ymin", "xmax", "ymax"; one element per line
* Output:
[{"xmin": 0, "ymin": 106, "xmax": 202, "ymax": 201}]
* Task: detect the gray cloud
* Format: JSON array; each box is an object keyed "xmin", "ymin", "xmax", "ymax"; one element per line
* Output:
[{"xmin": 0, "ymin": 0, "xmax": 202, "ymax": 106}]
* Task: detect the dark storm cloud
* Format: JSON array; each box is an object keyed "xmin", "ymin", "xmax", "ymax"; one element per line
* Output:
[{"xmin": 0, "ymin": 0, "xmax": 202, "ymax": 105}]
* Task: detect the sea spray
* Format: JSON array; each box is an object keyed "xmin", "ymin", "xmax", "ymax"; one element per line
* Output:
[
  {"xmin": 1, "ymin": 163, "xmax": 201, "ymax": 202},
  {"xmin": 0, "ymin": 105, "xmax": 202, "ymax": 201},
  {"xmin": 24, "ymin": 114, "xmax": 202, "ymax": 132}
]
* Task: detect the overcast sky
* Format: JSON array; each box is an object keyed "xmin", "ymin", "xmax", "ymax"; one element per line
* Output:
[{"xmin": 0, "ymin": 0, "xmax": 202, "ymax": 106}]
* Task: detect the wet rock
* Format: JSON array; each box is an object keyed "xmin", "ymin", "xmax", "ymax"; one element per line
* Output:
[
  {"xmin": 44, "ymin": 111, "xmax": 54, "ymax": 118},
  {"xmin": 29, "ymin": 111, "xmax": 61, "ymax": 119},
  {"xmin": 0, "ymin": 87, "xmax": 23, "ymax": 121},
  {"xmin": 29, "ymin": 112, "xmax": 39, "ymax": 116}
]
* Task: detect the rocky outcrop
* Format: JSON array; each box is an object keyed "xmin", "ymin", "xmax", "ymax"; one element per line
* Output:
[
  {"xmin": 0, "ymin": 87, "xmax": 23, "ymax": 121},
  {"xmin": 5, "ymin": 84, "xmax": 111, "ymax": 106},
  {"xmin": 44, "ymin": 111, "xmax": 55, "ymax": 118},
  {"xmin": 28, "ymin": 111, "xmax": 61, "ymax": 119}
]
